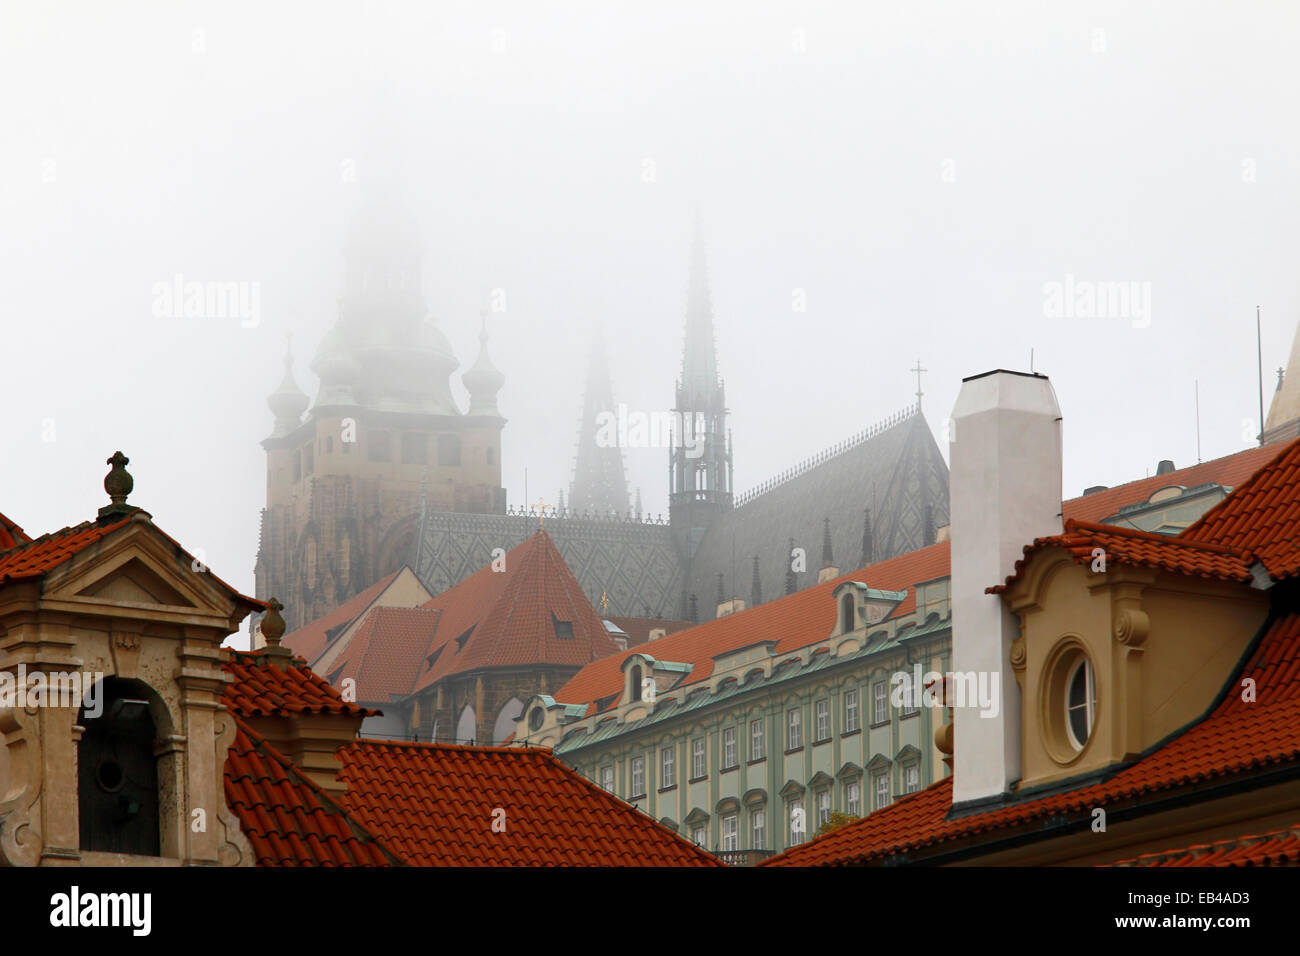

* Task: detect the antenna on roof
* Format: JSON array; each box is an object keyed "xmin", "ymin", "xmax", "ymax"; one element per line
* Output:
[
  {"xmin": 1195, "ymin": 379, "xmax": 1202, "ymax": 464},
  {"xmin": 1257, "ymin": 305, "xmax": 1265, "ymax": 447}
]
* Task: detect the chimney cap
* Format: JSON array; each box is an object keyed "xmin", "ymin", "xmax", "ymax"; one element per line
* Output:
[
  {"xmin": 1157, "ymin": 459, "xmax": 1176, "ymax": 475},
  {"xmin": 960, "ymin": 368, "xmax": 1049, "ymax": 384}
]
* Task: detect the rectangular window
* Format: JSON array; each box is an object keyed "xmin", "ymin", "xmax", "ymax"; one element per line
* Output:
[
  {"xmin": 846, "ymin": 780, "xmax": 861, "ymax": 816},
  {"xmin": 660, "ymin": 746, "xmax": 675, "ymax": 789},
  {"xmin": 368, "ymin": 430, "xmax": 391, "ymax": 462},
  {"xmin": 437, "ymin": 434, "xmax": 462, "ymax": 466},
  {"xmin": 401, "ymin": 432, "xmax": 427, "ymax": 464},
  {"xmin": 873, "ymin": 770, "xmax": 891, "ymax": 811},
  {"xmin": 789, "ymin": 798, "xmax": 805, "ymax": 847},
  {"xmin": 751, "ymin": 809, "xmax": 766, "ymax": 850},
  {"xmin": 326, "ymin": 436, "xmax": 334, "ymax": 454},
  {"xmin": 845, "ymin": 689, "xmax": 860, "ymax": 733},
  {"xmin": 815, "ymin": 698, "xmax": 830, "ymax": 742},
  {"xmin": 630, "ymin": 756, "xmax": 645, "ymax": 797},
  {"xmin": 904, "ymin": 763, "xmax": 920, "ymax": 794},
  {"xmin": 600, "ymin": 766, "xmax": 614, "ymax": 793},
  {"xmin": 691, "ymin": 737, "xmax": 706, "ymax": 779},
  {"xmin": 787, "ymin": 708, "xmax": 802, "ymax": 751},
  {"xmin": 691, "ymin": 825, "xmax": 707, "ymax": 847},
  {"xmin": 303, "ymin": 444, "xmax": 314, "ymax": 475},
  {"xmin": 722, "ymin": 814, "xmax": 738, "ymax": 852},
  {"xmin": 750, "ymin": 719, "xmax": 765, "ymax": 761},
  {"xmin": 817, "ymin": 789, "xmax": 831, "ymax": 826},
  {"xmin": 872, "ymin": 680, "xmax": 888, "ymax": 725},
  {"xmin": 722, "ymin": 727, "xmax": 737, "ymax": 769}
]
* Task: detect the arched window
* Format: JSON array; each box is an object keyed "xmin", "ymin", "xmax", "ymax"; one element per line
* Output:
[
  {"xmin": 78, "ymin": 678, "xmax": 162, "ymax": 856},
  {"xmin": 456, "ymin": 704, "xmax": 477, "ymax": 745},
  {"xmin": 493, "ymin": 697, "xmax": 525, "ymax": 743}
]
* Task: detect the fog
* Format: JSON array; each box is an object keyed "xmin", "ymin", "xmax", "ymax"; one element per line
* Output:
[{"xmin": 3, "ymin": 0, "xmax": 1298, "ymax": 600}]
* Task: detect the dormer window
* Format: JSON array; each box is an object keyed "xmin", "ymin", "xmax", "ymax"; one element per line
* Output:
[
  {"xmin": 841, "ymin": 593, "xmax": 856, "ymax": 632},
  {"xmin": 630, "ymin": 665, "xmax": 643, "ymax": 702}
]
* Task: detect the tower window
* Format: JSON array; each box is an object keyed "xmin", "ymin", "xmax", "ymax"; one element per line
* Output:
[
  {"xmin": 401, "ymin": 433, "xmax": 427, "ymax": 464},
  {"xmin": 438, "ymin": 435, "xmax": 462, "ymax": 466},
  {"xmin": 78, "ymin": 679, "xmax": 162, "ymax": 857},
  {"xmin": 303, "ymin": 444, "xmax": 314, "ymax": 476},
  {"xmin": 487, "ymin": 446, "xmax": 496, "ymax": 466},
  {"xmin": 292, "ymin": 451, "xmax": 302, "ymax": 482}
]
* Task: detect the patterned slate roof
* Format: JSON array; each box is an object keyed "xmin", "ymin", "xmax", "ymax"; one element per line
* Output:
[
  {"xmin": 336, "ymin": 740, "xmax": 724, "ymax": 866},
  {"xmin": 991, "ymin": 518, "xmax": 1254, "ymax": 594},
  {"xmin": 1107, "ymin": 823, "xmax": 1300, "ymax": 867},
  {"xmin": 688, "ymin": 406, "xmax": 950, "ymax": 609},
  {"xmin": 1180, "ymin": 437, "xmax": 1300, "ymax": 580},
  {"xmin": 761, "ymin": 607, "xmax": 1300, "ymax": 866}
]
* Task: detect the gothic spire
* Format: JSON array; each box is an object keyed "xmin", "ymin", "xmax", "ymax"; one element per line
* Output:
[
  {"xmin": 821, "ymin": 517, "xmax": 834, "ymax": 569},
  {"xmin": 569, "ymin": 326, "xmax": 630, "ymax": 516},
  {"xmin": 860, "ymin": 507, "xmax": 874, "ymax": 568},
  {"xmin": 751, "ymin": 554, "xmax": 762, "ymax": 608},
  {"xmin": 680, "ymin": 213, "xmax": 720, "ymax": 400},
  {"xmin": 785, "ymin": 536, "xmax": 797, "ymax": 595}
]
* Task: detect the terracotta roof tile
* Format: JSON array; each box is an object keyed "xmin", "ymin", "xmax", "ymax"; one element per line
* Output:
[
  {"xmin": 282, "ymin": 569, "xmax": 404, "ymax": 664},
  {"xmin": 223, "ymin": 650, "xmax": 378, "ymax": 719},
  {"xmin": 1062, "ymin": 444, "xmax": 1281, "ymax": 524},
  {"xmin": 0, "ymin": 517, "xmax": 131, "ymax": 582},
  {"xmin": 605, "ymin": 616, "xmax": 693, "ymax": 647},
  {"xmin": 223, "ymin": 721, "xmax": 398, "ymax": 866},
  {"xmin": 1181, "ymin": 438, "xmax": 1300, "ymax": 580},
  {"xmin": 1107, "ymin": 823, "xmax": 1300, "ymax": 867},
  {"xmin": 553, "ymin": 541, "xmax": 952, "ymax": 713},
  {"xmin": 325, "ymin": 606, "xmax": 441, "ymax": 703},
  {"xmin": 337, "ymin": 740, "xmax": 723, "ymax": 866},
  {"xmin": 0, "ymin": 512, "xmax": 31, "ymax": 551},
  {"xmin": 992, "ymin": 518, "xmax": 1254, "ymax": 594},
  {"xmin": 762, "ymin": 608, "xmax": 1300, "ymax": 866}
]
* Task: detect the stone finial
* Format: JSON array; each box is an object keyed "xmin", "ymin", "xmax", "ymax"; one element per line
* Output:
[
  {"xmin": 260, "ymin": 597, "xmax": 295, "ymax": 667},
  {"xmin": 98, "ymin": 451, "xmax": 140, "ymax": 523}
]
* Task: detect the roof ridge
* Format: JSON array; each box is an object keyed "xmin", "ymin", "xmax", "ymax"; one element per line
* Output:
[
  {"xmin": 1063, "ymin": 518, "xmax": 1251, "ymax": 557},
  {"xmin": 734, "ymin": 401, "xmax": 921, "ymax": 508}
]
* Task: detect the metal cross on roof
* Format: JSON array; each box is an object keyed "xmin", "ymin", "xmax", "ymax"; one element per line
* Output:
[
  {"xmin": 911, "ymin": 359, "xmax": 928, "ymax": 408},
  {"xmin": 534, "ymin": 496, "xmax": 549, "ymax": 529}
]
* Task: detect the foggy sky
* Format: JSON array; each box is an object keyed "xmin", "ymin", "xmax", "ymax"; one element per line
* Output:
[{"xmin": 3, "ymin": 1, "xmax": 1299, "ymax": 618}]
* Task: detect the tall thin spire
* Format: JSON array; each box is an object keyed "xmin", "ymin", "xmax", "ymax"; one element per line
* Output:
[
  {"xmin": 569, "ymin": 326, "xmax": 630, "ymax": 515},
  {"xmin": 751, "ymin": 554, "xmax": 762, "ymax": 608},
  {"xmin": 821, "ymin": 517, "xmax": 834, "ymax": 569},
  {"xmin": 860, "ymin": 507, "xmax": 874, "ymax": 568},
  {"xmin": 680, "ymin": 213, "xmax": 720, "ymax": 398}
]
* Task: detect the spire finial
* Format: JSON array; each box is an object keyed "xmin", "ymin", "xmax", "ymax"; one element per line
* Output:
[
  {"xmin": 911, "ymin": 359, "xmax": 928, "ymax": 409},
  {"xmin": 98, "ymin": 451, "xmax": 139, "ymax": 523}
]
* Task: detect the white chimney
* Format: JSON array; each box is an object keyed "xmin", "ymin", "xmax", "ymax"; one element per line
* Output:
[{"xmin": 949, "ymin": 370, "xmax": 1062, "ymax": 806}]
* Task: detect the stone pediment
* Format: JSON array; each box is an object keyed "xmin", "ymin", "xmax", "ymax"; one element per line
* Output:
[{"xmin": 40, "ymin": 519, "xmax": 254, "ymax": 628}]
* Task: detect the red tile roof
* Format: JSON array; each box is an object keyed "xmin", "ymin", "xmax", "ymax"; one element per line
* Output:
[
  {"xmin": 224, "ymin": 721, "xmax": 399, "ymax": 866},
  {"xmin": 991, "ymin": 518, "xmax": 1254, "ymax": 594},
  {"xmin": 223, "ymin": 650, "xmax": 378, "ymax": 719},
  {"xmin": 282, "ymin": 569, "xmax": 404, "ymax": 665},
  {"xmin": 336, "ymin": 740, "xmax": 724, "ymax": 866},
  {"xmin": 325, "ymin": 606, "xmax": 442, "ymax": 703},
  {"xmin": 1181, "ymin": 438, "xmax": 1300, "ymax": 580},
  {"xmin": 409, "ymin": 531, "xmax": 619, "ymax": 692},
  {"xmin": 605, "ymin": 616, "xmax": 694, "ymax": 647},
  {"xmin": 553, "ymin": 541, "xmax": 952, "ymax": 714},
  {"xmin": 1107, "ymin": 823, "xmax": 1300, "ymax": 867},
  {"xmin": 762, "ymin": 608, "xmax": 1300, "ymax": 866},
  {"xmin": 1062, "ymin": 444, "xmax": 1281, "ymax": 524},
  {"xmin": 0, "ymin": 512, "xmax": 31, "ymax": 550},
  {"xmin": 0, "ymin": 517, "xmax": 131, "ymax": 582}
]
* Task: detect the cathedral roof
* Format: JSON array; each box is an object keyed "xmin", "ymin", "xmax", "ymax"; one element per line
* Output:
[
  {"xmin": 687, "ymin": 405, "xmax": 948, "ymax": 606},
  {"xmin": 281, "ymin": 568, "xmax": 406, "ymax": 665}
]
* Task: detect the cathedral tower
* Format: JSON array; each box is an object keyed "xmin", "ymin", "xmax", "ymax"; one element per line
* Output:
[
  {"xmin": 256, "ymin": 196, "xmax": 507, "ymax": 632},
  {"xmin": 669, "ymin": 218, "xmax": 733, "ymax": 559}
]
